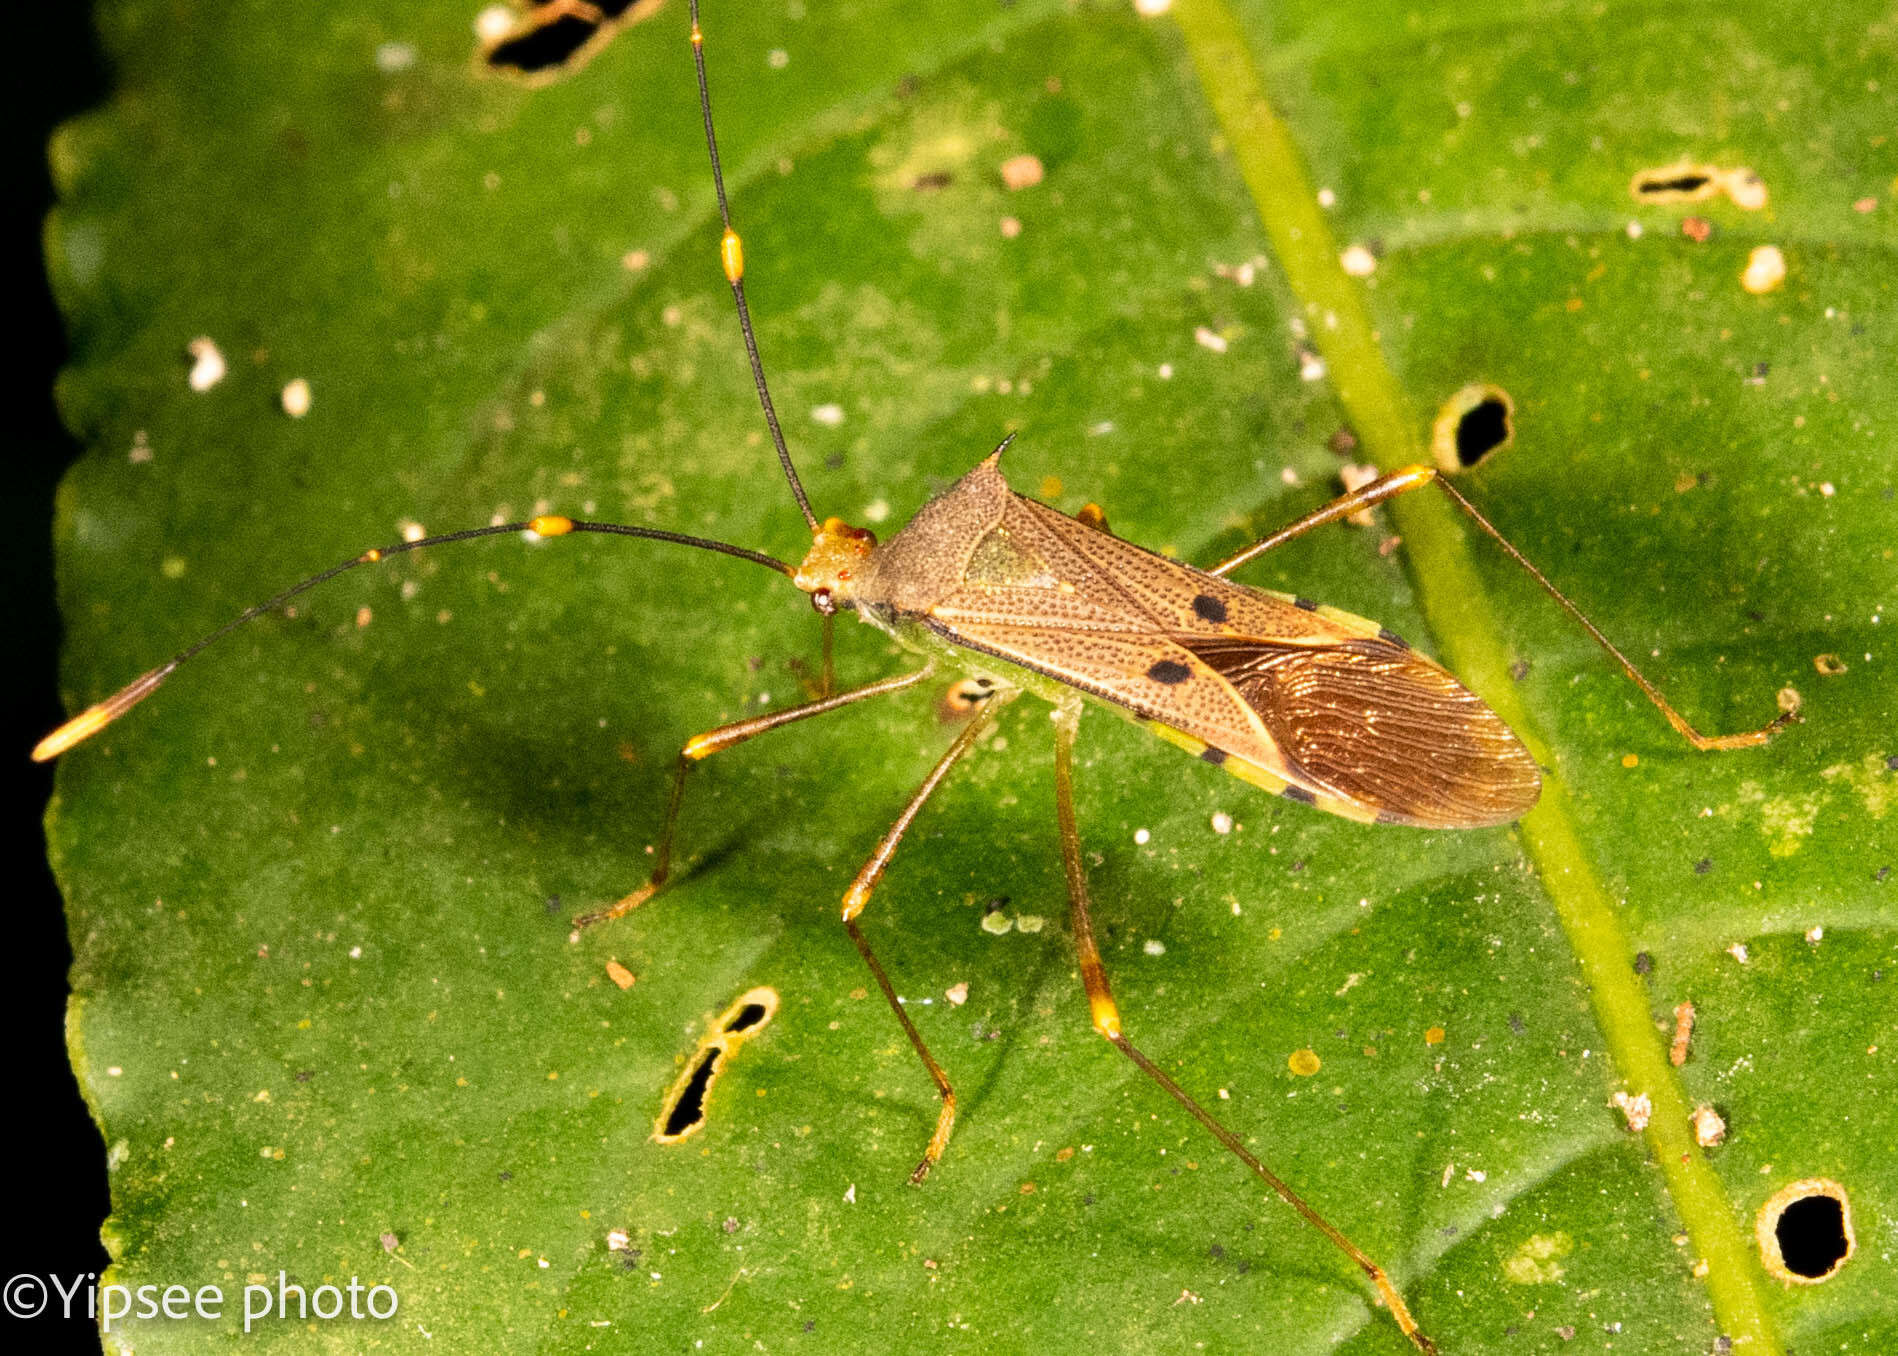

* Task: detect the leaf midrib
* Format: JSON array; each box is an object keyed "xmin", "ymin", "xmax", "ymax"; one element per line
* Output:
[{"xmin": 1165, "ymin": 0, "xmax": 1782, "ymax": 1349}]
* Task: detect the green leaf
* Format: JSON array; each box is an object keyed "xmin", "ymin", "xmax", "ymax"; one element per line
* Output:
[{"xmin": 45, "ymin": 0, "xmax": 1895, "ymax": 1351}]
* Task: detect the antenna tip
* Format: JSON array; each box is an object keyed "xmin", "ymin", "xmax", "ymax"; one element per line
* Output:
[
  {"xmin": 32, "ymin": 715, "xmax": 102, "ymax": 763},
  {"xmin": 34, "ymin": 663, "xmax": 178, "ymax": 761}
]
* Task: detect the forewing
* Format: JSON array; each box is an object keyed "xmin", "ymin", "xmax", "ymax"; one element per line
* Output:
[
  {"xmin": 1001, "ymin": 496, "xmax": 1353, "ymax": 641},
  {"xmin": 1179, "ymin": 635, "xmax": 1542, "ymax": 828},
  {"xmin": 921, "ymin": 488, "xmax": 1539, "ymax": 828},
  {"xmin": 932, "ymin": 617, "xmax": 1283, "ymax": 759}
]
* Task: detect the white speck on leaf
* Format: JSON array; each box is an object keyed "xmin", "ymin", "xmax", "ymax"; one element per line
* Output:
[
  {"xmin": 187, "ymin": 336, "xmax": 226, "ymax": 391},
  {"xmin": 280, "ymin": 377, "xmax": 312, "ymax": 417},
  {"xmin": 1741, "ymin": 244, "xmax": 1786, "ymax": 294}
]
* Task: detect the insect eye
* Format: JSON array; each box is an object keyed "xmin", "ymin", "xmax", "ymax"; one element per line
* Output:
[{"xmin": 810, "ymin": 587, "xmax": 837, "ymax": 616}]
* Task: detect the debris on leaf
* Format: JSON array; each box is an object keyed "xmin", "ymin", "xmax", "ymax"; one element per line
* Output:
[
  {"xmin": 999, "ymin": 154, "xmax": 1044, "ymax": 191},
  {"xmin": 1669, "ymin": 1000, "xmax": 1695, "ymax": 1067},
  {"xmin": 1339, "ymin": 463, "xmax": 1379, "ymax": 525},
  {"xmin": 1611, "ymin": 1090, "xmax": 1652, "ymax": 1132}
]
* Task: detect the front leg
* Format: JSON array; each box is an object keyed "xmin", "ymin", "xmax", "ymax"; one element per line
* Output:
[{"xmin": 573, "ymin": 665, "xmax": 933, "ymax": 929}]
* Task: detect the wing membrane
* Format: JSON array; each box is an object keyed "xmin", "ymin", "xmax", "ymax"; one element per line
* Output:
[{"xmin": 1178, "ymin": 635, "xmax": 1540, "ymax": 827}]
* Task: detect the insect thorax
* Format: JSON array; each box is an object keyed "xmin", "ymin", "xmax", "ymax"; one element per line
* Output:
[{"xmin": 845, "ymin": 454, "xmax": 1013, "ymax": 615}]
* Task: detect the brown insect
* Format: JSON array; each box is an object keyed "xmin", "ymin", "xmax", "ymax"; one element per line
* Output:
[{"xmin": 36, "ymin": 3, "xmax": 1796, "ymax": 1349}]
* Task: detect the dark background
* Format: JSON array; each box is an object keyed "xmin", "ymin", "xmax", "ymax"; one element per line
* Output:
[{"xmin": 5, "ymin": 2, "xmax": 114, "ymax": 1343}]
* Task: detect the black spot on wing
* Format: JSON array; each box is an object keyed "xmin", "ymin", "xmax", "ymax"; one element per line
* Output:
[
  {"xmin": 1377, "ymin": 627, "xmax": 1410, "ymax": 650},
  {"xmin": 1147, "ymin": 659, "xmax": 1192, "ymax": 685},
  {"xmin": 1281, "ymin": 784, "xmax": 1317, "ymax": 805},
  {"xmin": 1294, "ymin": 596, "xmax": 1319, "ymax": 611},
  {"xmin": 1192, "ymin": 594, "xmax": 1228, "ymax": 624},
  {"xmin": 1199, "ymin": 747, "xmax": 1227, "ymax": 766}
]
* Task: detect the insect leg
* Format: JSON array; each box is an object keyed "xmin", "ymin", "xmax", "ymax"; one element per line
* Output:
[
  {"xmin": 572, "ymin": 665, "xmax": 934, "ymax": 929},
  {"xmin": 820, "ymin": 611, "xmax": 835, "ymax": 697},
  {"xmin": 1050, "ymin": 702, "xmax": 1438, "ymax": 1354},
  {"xmin": 783, "ymin": 614, "xmax": 839, "ymax": 701},
  {"xmin": 840, "ymin": 686, "xmax": 1016, "ymax": 1184},
  {"xmin": 1208, "ymin": 464, "xmax": 1794, "ymax": 751}
]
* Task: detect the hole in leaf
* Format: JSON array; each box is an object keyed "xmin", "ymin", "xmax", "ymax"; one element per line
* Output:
[
  {"xmin": 1778, "ymin": 1197, "xmax": 1848, "ymax": 1277},
  {"xmin": 1637, "ymin": 172, "xmax": 1711, "ymax": 196},
  {"xmin": 1430, "ymin": 384, "xmax": 1515, "ymax": 472},
  {"xmin": 487, "ymin": 12, "xmax": 599, "ymax": 75},
  {"xmin": 1455, "ymin": 400, "xmax": 1509, "ymax": 465},
  {"xmin": 653, "ymin": 986, "xmax": 778, "ymax": 1145},
  {"xmin": 1757, "ymin": 1179, "xmax": 1854, "ymax": 1283},
  {"xmin": 1627, "ymin": 162, "xmax": 1767, "ymax": 211},
  {"xmin": 660, "ymin": 1048, "xmax": 721, "ymax": 1138},
  {"xmin": 482, "ymin": 0, "xmax": 665, "ymax": 84},
  {"xmin": 725, "ymin": 1002, "xmax": 769, "ymax": 1035}
]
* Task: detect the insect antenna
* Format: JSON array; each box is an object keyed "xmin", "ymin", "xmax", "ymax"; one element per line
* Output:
[
  {"xmin": 33, "ymin": 515, "xmax": 793, "ymax": 762},
  {"xmin": 688, "ymin": 0, "xmax": 818, "ymax": 532}
]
